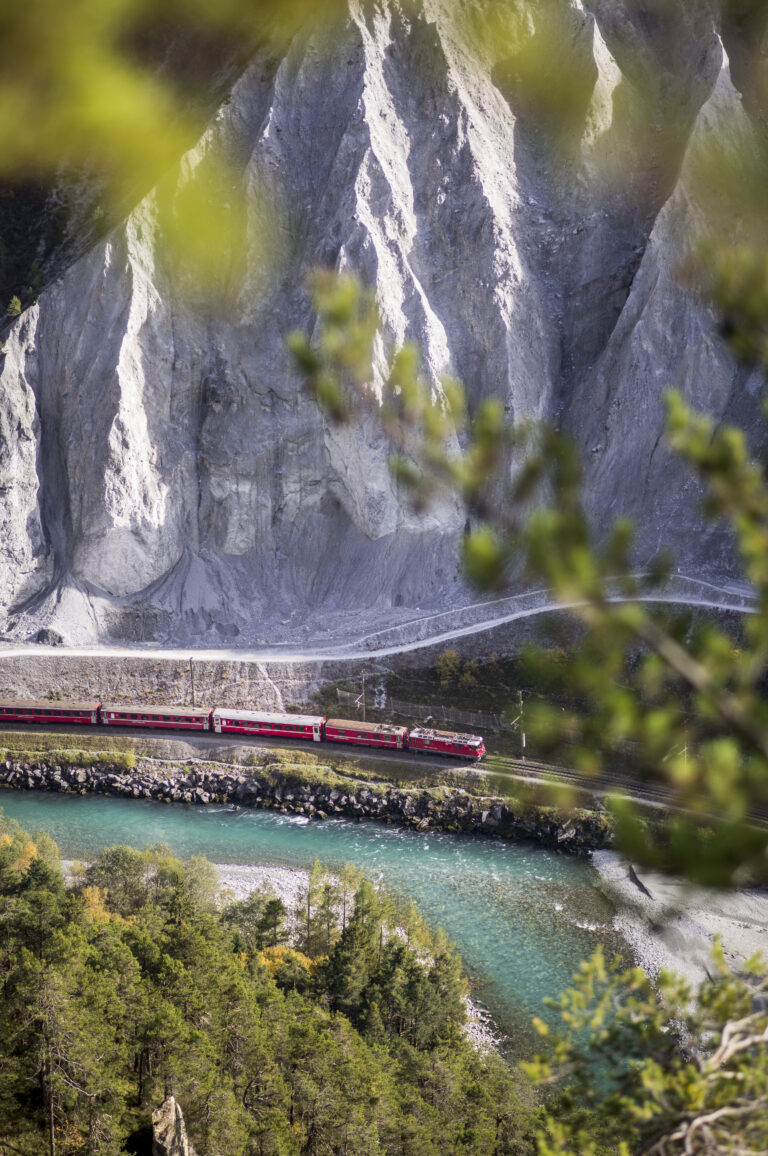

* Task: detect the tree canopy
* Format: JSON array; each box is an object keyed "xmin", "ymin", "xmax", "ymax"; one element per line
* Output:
[{"xmin": 0, "ymin": 814, "xmax": 534, "ymax": 1156}]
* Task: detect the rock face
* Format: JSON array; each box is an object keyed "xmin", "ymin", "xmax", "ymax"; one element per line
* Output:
[
  {"xmin": 152, "ymin": 1097, "xmax": 198, "ymax": 1156},
  {"xmin": 0, "ymin": 0, "xmax": 764, "ymax": 646}
]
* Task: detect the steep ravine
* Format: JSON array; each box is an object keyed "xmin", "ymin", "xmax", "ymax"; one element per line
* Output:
[{"xmin": 0, "ymin": 0, "xmax": 764, "ymax": 648}]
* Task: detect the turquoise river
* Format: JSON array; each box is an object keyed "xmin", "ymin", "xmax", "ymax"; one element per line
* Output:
[{"xmin": 0, "ymin": 789, "xmax": 627, "ymax": 1055}]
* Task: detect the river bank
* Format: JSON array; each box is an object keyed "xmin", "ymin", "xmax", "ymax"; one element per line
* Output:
[
  {"xmin": 0, "ymin": 753, "xmax": 613, "ymax": 853},
  {"xmin": 593, "ymin": 851, "xmax": 768, "ymax": 986}
]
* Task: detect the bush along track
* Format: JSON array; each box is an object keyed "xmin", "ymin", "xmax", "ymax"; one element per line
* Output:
[{"xmin": 0, "ymin": 752, "xmax": 613, "ymax": 854}]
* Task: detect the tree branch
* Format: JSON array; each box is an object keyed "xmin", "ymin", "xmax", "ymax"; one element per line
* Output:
[{"xmin": 629, "ymin": 614, "xmax": 768, "ymax": 765}]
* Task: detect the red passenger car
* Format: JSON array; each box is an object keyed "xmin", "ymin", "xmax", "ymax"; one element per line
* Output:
[
  {"xmin": 324, "ymin": 718, "xmax": 408, "ymax": 750},
  {"xmin": 408, "ymin": 726, "xmax": 485, "ymax": 760},
  {"xmin": 101, "ymin": 704, "xmax": 211, "ymax": 730},
  {"xmin": 211, "ymin": 709, "xmax": 324, "ymax": 741},
  {"xmin": 0, "ymin": 700, "xmax": 100, "ymax": 725}
]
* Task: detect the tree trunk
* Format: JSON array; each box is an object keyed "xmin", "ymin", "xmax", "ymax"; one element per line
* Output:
[{"xmin": 44, "ymin": 1056, "xmax": 56, "ymax": 1156}]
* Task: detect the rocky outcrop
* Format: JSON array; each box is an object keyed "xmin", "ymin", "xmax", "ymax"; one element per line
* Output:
[
  {"xmin": 152, "ymin": 1097, "xmax": 198, "ymax": 1156},
  {"xmin": 0, "ymin": 756, "xmax": 612, "ymax": 853},
  {"xmin": 0, "ymin": 0, "xmax": 763, "ymax": 646}
]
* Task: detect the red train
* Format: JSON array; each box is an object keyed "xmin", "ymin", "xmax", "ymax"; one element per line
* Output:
[{"xmin": 0, "ymin": 700, "xmax": 485, "ymax": 760}]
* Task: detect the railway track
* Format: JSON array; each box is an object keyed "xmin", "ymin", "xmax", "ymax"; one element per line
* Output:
[
  {"xmin": 489, "ymin": 756, "xmax": 681, "ymax": 808},
  {"xmin": 4, "ymin": 721, "xmax": 766, "ymax": 824},
  {"xmin": 488, "ymin": 754, "xmax": 768, "ymax": 824}
]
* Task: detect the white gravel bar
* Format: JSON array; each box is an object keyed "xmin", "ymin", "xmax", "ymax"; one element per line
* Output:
[{"xmin": 593, "ymin": 851, "xmax": 768, "ymax": 987}]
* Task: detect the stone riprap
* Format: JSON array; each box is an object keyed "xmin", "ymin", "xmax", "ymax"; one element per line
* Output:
[
  {"xmin": 0, "ymin": 758, "xmax": 611, "ymax": 854},
  {"xmin": 0, "ymin": 1, "xmax": 764, "ymax": 647}
]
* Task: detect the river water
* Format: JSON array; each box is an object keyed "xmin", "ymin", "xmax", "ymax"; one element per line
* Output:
[{"xmin": 0, "ymin": 789, "xmax": 626, "ymax": 1054}]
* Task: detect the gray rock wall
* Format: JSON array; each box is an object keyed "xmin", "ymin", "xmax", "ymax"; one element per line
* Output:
[{"xmin": 0, "ymin": 0, "xmax": 762, "ymax": 647}]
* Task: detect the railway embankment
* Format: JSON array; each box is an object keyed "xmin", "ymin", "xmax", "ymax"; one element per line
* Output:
[{"xmin": 0, "ymin": 755, "xmax": 613, "ymax": 855}]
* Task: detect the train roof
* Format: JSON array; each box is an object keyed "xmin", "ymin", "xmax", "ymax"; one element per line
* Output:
[
  {"xmin": 409, "ymin": 726, "xmax": 484, "ymax": 746},
  {"xmin": 211, "ymin": 709, "xmax": 326, "ymax": 726},
  {"xmin": 101, "ymin": 703, "xmax": 209, "ymax": 718},
  {"xmin": 325, "ymin": 718, "xmax": 408, "ymax": 735},
  {"xmin": 0, "ymin": 699, "xmax": 101, "ymax": 711}
]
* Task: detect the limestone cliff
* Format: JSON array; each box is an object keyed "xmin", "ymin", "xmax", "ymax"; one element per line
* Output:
[{"xmin": 0, "ymin": 0, "xmax": 764, "ymax": 647}]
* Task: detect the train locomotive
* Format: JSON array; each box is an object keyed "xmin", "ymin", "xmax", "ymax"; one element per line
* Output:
[{"xmin": 0, "ymin": 700, "xmax": 486, "ymax": 760}]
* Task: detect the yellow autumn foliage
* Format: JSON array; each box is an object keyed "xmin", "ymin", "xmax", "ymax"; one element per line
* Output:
[
  {"xmin": 81, "ymin": 885, "xmax": 126, "ymax": 924},
  {"xmin": 14, "ymin": 841, "xmax": 38, "ymax": 871},
  {"xmin": 260, "ymin": 946, "xmax": 315, "ymax": 977}
]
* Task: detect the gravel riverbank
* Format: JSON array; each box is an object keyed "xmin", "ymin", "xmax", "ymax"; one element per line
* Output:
[{"xmin": 593, "ymin": 851, "xmax": 768, "ymax": 986}]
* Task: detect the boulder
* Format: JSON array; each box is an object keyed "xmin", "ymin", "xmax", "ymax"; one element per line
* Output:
[
  {"xmin": 152, "ymin": 1097, "xmax": 197, "ymax": 1156},
  {"xmin": 34, "ymin": 628, "xmax": 64, "ymax": 646}
]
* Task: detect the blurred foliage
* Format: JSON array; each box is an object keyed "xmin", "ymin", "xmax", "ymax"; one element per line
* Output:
[
  {"xmin": 0, "ymin": 0, "xmax": 343, "ymax": 192},
  {"xmin": 526, "ymin": 943, "xmax": 768, "ymax": 1156},
  {"xmin": 0, "ymin": 0, "xmax": 346, "ymax": 307}
]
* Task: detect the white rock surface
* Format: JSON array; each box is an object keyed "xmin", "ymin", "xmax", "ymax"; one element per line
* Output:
[
  {"xmin": 0, "ymin": 0, "xmax": 763, "ymax": 646},
  {"xmin": 593, "ymin": 851, "xmax": 768, "ymax": 988}
]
